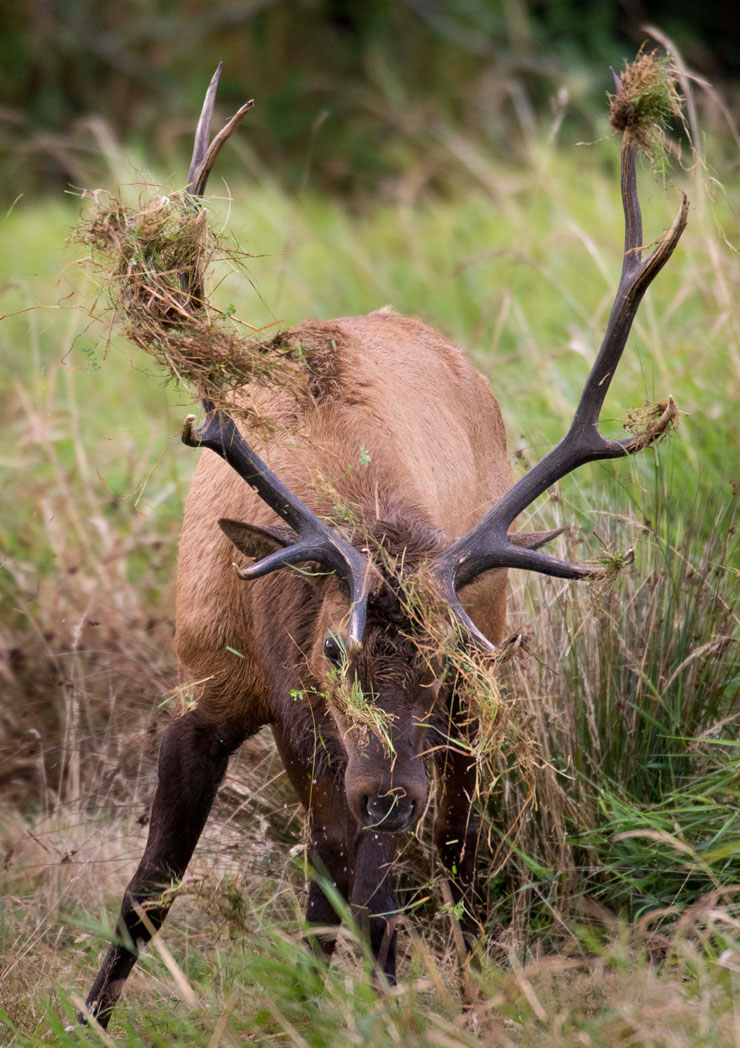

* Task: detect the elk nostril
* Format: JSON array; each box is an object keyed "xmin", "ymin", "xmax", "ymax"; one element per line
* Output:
[{"xmin": 362, "ymin": 792, "xmax": 416, "ymax": 832}]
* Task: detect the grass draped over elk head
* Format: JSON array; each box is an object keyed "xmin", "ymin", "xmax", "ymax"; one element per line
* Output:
[{"xmin": 77, "ymin": 54, "xmax": 688, "ymax": 1031}]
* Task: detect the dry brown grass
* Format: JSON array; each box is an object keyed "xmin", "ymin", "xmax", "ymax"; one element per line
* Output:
[{"xmin": 75, "ymin": 190, "xmax": 343, "ymax": 438}]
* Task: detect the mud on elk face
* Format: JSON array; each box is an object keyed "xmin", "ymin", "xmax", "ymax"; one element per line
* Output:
[{"xmin": 82, "ymin": 63, "xmax": 687, "ymax": 1030}]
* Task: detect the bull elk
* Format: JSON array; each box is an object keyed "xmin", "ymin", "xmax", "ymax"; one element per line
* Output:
[{"xmin": 83, "ymin": 66, "xmax": 687, "ymax": 1027}]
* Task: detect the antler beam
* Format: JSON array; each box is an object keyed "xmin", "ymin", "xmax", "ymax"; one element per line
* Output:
[
  {"xmin": 436, "ymin": 96, "xmax": 688, "ymax": 639},
  {"xmin": 182, "ymin": 405, "xmax": 372, "ymax": 649}
]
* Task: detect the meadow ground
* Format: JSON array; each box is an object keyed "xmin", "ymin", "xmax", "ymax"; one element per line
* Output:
[{"xmin": 1, "ymin": 111, "xmax": 739, "ymax": 1045}]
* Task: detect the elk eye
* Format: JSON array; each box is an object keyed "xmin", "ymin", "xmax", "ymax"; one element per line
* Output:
[{"xmin": 323, "ymin": 635, "xmax": 344, "ymax": 666}]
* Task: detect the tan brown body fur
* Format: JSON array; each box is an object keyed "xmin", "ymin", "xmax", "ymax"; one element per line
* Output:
[{"xmin": 176, "ymin": 308, "xmax": 511, "ymax": 733}]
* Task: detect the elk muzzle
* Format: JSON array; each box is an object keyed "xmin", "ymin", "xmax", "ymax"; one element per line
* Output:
[
  {"xmin": 344, "ymin": 748, "xmax": 427, "ymax": 834},
  {"xmin": 361, "ymin": 789, "xmax": 421, "ymax": 833}
]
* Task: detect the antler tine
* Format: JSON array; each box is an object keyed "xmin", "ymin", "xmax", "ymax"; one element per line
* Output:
[
  {"xmin": 186, "ymin": 63, "xmax": 222, "ymax": 193},
  {"xmin": 186, "ymin": 64, "xmax": 255, "ymax": 198},
  {"xmin": 435, "ymin": 74, "xmax": 689, "ymax": 610},
  {"xmin": 189, "ymin": 99, "xmax": 255, "ymax": 198},
  {"xmin": 183, "ymin": 404, "xmax": 372, "ymax": 651},
  {"xmin": 182, "ymin": 66, "xmax": 253, "ymax": 307}
]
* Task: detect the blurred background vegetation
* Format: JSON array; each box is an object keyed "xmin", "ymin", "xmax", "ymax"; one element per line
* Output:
[{"xmin": 3, "ymin": 0, "xmax": 739, "ymax": 197}]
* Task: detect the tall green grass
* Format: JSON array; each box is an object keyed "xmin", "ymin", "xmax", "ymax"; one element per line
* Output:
[
  {"xmin": 488, "ymin": 483, "xmax": 738, "ymax": 938},
  {"xmin": 1, "ymin": 123, "xmax": 738, "ymax": 1041}
]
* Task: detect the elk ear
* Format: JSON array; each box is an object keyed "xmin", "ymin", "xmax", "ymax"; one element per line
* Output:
[
  {"xmin": 218, "ymin": 517, "xmax": 294, "ymax": 560},
  {"xmin": 507, "ymin": 526, "xmax": 568, "ymax": 550},
  {"xmin": 218, "ymin": 517, "xmax": 333, "ymax": 589}
]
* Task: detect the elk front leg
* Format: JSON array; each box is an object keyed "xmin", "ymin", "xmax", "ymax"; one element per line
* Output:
[
  {"xmin": 303, "ymin": 784, "xmax": 356, "ymax": 963},
  {"xmin": 273, "ymin": 727, "xmax": 399, "ymax": 981},
  {"xmin": 83, "ymin": 710, "xmax": 243, "ymax": 1029},
  {"xmin": 272, "ymin": 728, "xmax": 355, "ymax": 963},
  {"xmin": 351, "ymin": 829, "xmax": 400, "ymax": 984},
  {"xmin": 434, "ymin": 744, "xmax": 482, "ymax": 951}
]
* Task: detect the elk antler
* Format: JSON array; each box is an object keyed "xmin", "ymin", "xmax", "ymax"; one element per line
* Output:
[
  {"xmin": 181, "ymin": 70, "xmax": 374, "ymax": 651},
  {"xmin": 186, "ymin": 62, "xmax": 254, "ymax": 198},
  {"xmin": 181, "ymin": 63, "xmax": 253, "ymax": 305},
  {"xmin": 435, "ymin": 98, "xmax": 689, "ymax": 649},
  {"xmin": 182, "ymin": 405, "xmax": 373, "ymax": 650}
]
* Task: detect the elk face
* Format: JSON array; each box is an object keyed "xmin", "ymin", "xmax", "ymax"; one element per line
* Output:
[
  {"xmin": 219, "ymin": 516, "xmax": 442, "ymax": 833},
  {"xmin": 311, "ymin": 580, "xmax": 443, "ymax": 834}
]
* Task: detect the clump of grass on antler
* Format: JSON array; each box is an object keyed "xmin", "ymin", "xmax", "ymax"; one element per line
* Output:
[
  {"xmin": 609, "ymin": 47, "xmax": 683, "ymax": 178},
  {"xmin": 623, "ymin": 398, "xmax": 681, "ymax": 450},
  {"xmin": 76, "ymin": 189, "xmax": 305, "ymax": 431}
]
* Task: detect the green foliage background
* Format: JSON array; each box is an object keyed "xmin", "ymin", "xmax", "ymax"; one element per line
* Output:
[{"xmin": 3, "ymin": 0, "xmax": 740, "ymax": 195}]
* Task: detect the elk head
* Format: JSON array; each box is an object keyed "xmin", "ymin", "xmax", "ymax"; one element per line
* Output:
[
  {"xmin": 211, "ymin": 468, "xmax": 446, "ymax": 833},
  {"xmin": 181, "ymin": 66, "xmax": 688, "ymax": 832}
]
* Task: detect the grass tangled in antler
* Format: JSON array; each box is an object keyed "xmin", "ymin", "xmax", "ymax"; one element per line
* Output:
[
  {"xmin": 76, "ymin": 190, "xmax": 306, "ymax": 430},
  {"xmin": 623, "ymin": 396, "xmax": 680, "ymax": 450},
  {"xmin": 609, "ymin": 48, "xmax": 682, "ymax": 176}
]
